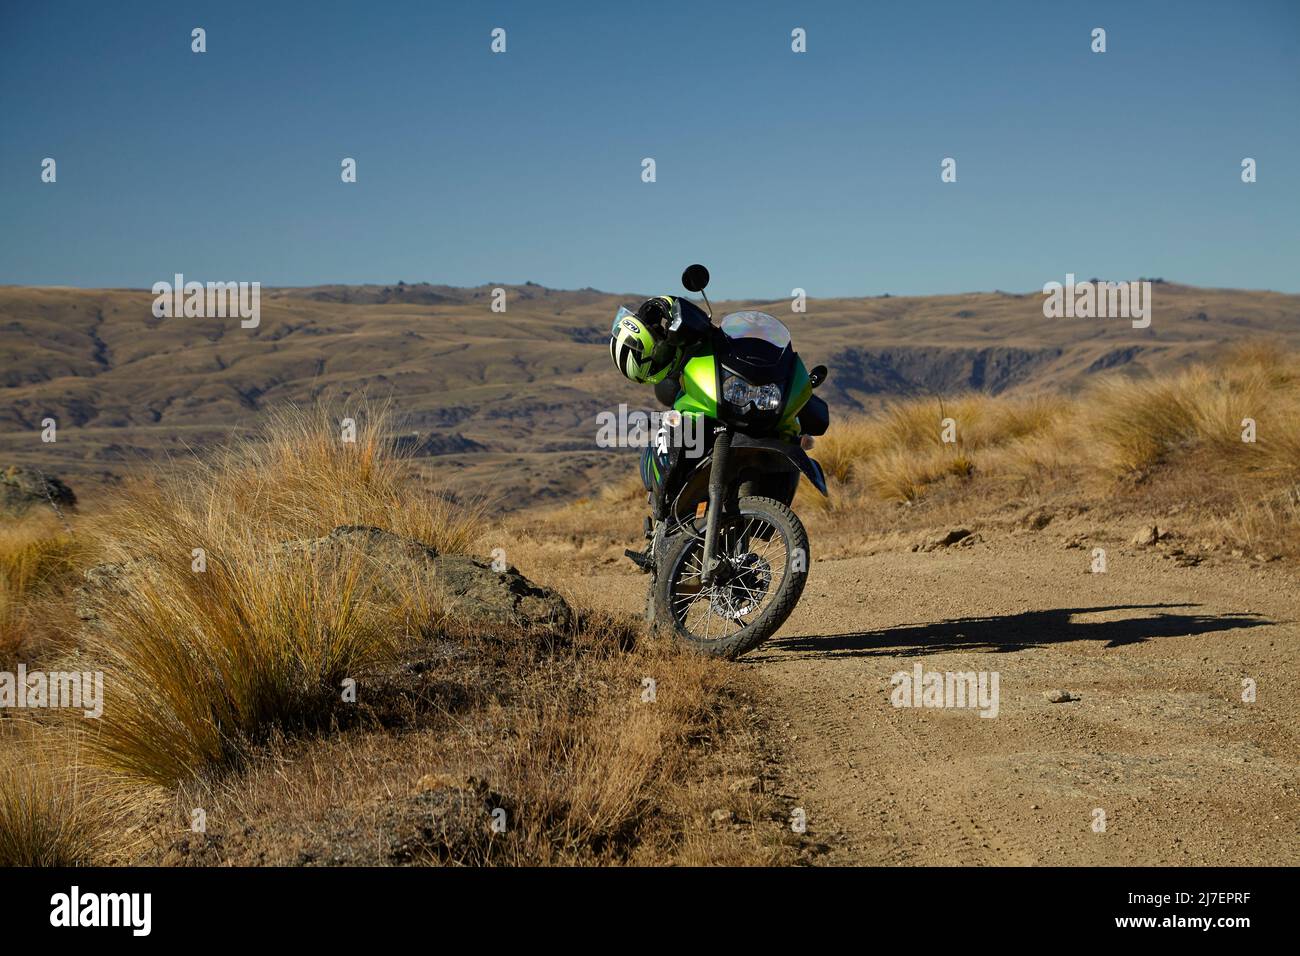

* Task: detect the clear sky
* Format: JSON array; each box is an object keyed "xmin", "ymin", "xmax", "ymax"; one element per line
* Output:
[{"xmin": 1, "ymin": 0, "xmax": 1297, "ymax": 298}]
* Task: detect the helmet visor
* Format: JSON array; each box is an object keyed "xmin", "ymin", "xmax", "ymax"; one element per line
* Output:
[{"xmin": 611, "ymin": 306, "xmax": 639, "ymax": 335}]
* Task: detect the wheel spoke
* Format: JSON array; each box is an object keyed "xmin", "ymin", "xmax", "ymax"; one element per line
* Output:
[{"xmin": 666, "ymin": 508, "xmax": 800, "ymax": 644}]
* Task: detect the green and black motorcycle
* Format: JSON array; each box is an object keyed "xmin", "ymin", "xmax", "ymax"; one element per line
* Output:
[{"xmin": 618, "ymin": 265, "xmax": 831, "ymax": 659}]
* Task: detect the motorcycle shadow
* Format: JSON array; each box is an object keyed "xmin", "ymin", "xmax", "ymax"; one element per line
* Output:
[{"xmin": 751, "ymin": 602, "xmax": 1274, "ymax": 661}]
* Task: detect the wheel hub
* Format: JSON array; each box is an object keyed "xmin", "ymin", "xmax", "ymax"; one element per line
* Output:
[{"xmin": 708, "ymin": 552, "xmax": 771, "ymax": 619}]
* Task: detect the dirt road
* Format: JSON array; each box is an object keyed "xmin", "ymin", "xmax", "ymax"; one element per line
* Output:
[{"xmin": 557, "ymin": 532, "xmax": 1299, "ymax": 865}]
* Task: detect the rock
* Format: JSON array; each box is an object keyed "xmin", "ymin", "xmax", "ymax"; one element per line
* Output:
[
  {"xmin": 282, "ymin": 523, "xmax": 442, "ymax": 563},
  {"xmin": 1063, "ymin": 533, "xmax": 1087, "ymax": 549},
  {"xmin": 1045, "ymin": 689, "xmax": 1080, "ymax": 703},
  {"xmin": 0, "ymin": 465, "xmax": 76, "ymax": 517},
  {"xmin": 74, "ymin": 558, "xmax": 160, "ymax": 624},
  {"xmin": 957, "ymin": 533, "xmax": 982, "ymax": 548},
  {"xmin": 1130, "ymin": 524, "xmax": 1160, "ymax": 547},
  {"xmin": 284, "ymin": 525, "xmax": 573, "ymax": 635},
  {"xmin": 916, "ymin": 528, "xmax": 973, "ymax": 552},
  {"xmin": 1022, "ymin": 508, "xmax": 1054, "ymax": 531},
  {"xmin": 431, "ymin": 554, "xmax": 573, "ymax": 634}
]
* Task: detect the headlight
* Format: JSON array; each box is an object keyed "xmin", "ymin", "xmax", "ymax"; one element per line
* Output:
[{"xmin": 723, "ymin": 374, "xmax": 782, "ymax": 412}]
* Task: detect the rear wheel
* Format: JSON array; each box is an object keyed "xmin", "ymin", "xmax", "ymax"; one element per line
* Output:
[{"xmin": 653, "ymin": 496, "xmax": 809, "ymax": 659}]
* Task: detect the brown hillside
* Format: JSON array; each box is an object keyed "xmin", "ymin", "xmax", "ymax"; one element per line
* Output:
[{"xmin": 3, "ymin": 281, "xmax": 1297, "ymax": 507}]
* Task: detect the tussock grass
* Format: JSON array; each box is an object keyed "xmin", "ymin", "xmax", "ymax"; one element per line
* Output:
[
  {"xmin": 159, "ymin": 611, "xmax": 785, "ymax": 866},
  {"xmin": 1082, "ymin": 346, "xmax": 1300, "ymax": 480},
  {"xmin": 498, "ymin": 622, "xmax": 728, "ymax": 860},
  {"xmin": 81, "ymin": 546, "xmax": 437, "ymax": 785},
  {"xmin": 0, "ymin": 514, "xmax": 89, "ymax": 664},
  {"xmin": 75, "ymin": 404, "xmax": 473, "ymax": 786},
  {"xmin": 813, "ymin": 345, "xmax": 1300, "ymax": 556},
  {"xmin": 817, "ymin": 392, "xmax": 1064, "ymax": 500},
  {"xmin": 0, "ymin": 726, "xmax": 110, "ymax": 867},
  {"xmin": 823, "ymin": 347, "xmax": 1300, "ymax": 496},
  {"xmin": 172, "ymin": 403, "xmax": 483, "ymax": 553},
  {"xmin": 3, "ymin": 402, "xmax": 774, "ymax": 866}
]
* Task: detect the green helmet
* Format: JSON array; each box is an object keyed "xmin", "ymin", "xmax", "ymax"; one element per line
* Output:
[{"xmin": 609, "ymin": 303, "xmax": 678, "ymax": 384}]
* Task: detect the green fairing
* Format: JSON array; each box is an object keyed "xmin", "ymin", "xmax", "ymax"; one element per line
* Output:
[
  {"xmin": 779, "ymin": 358, "xmax": 812, "ymax": 439},
  {"xmin": 673, "ymin": 350, "xmax": 811, "ymax": 443},
  {"xmin": 674, "ymin": 353, "xmax": 719, "ymax": 418}
]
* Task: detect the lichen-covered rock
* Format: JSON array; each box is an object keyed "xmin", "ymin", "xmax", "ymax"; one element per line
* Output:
[
  {"xmin": 428, "ymin": 554, "xmax": 573, "ymax": 634},
  {"xmin": 281, "ymin": 525, "xmax": 572, "ymax": 634},
  {"xmin": 74, "ymin": 558, "xmax": 156, "ymax": 624},
  {"xmin": 0, "ymin": 465, "xmax": 76, "ymax": 517}
]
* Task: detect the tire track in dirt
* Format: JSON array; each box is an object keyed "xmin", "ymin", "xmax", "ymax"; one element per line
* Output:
[
  {"xmin": 753, "ymin": 536, "xmax": 1299, "ymax": 865},
  {"xmin": 546, "ymin": 533, "xmax": 1300, "ymax": 866}
]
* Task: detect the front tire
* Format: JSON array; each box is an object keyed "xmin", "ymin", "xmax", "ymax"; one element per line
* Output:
[{"xmin": 653, "ymin": 496, "xmax": 809, "ymax": 659}]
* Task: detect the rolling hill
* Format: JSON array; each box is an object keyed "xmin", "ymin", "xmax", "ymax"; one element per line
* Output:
[{"xmin": 3, "ymin": 280, "xmax": 1298, "ymax": 508}]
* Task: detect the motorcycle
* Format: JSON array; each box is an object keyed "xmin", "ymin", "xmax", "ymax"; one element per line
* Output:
[{"xmin": 628, "ymin": 264, "xmax": 831, "ymax": 659}]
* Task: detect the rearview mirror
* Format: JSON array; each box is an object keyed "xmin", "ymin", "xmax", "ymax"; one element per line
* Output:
[
  {"xmin": 681, "ymin": 264, "xmax": 710, "ymax": 293},
  {"xmin": 809, "ymin": 365, "xmax": 828, "ymax": 388}
]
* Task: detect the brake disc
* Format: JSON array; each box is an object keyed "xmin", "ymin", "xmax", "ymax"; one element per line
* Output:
[{"xmin": 708, "ymin": 552, "xmax": 772, "ymax": 620}]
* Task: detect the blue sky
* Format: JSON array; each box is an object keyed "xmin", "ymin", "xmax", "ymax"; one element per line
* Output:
[{"xmin": 1, "ymin": 0, "xmax": 1297, "ymax": 298}]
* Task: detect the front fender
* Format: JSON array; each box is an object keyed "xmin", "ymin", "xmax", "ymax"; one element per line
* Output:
[
  {"xmin": 668, "ymin": 434, "xmax": 829, "ymax": 521},
  {"xmin": 729, "ymin": 435, "xmax": 829, "ymax": 497}
]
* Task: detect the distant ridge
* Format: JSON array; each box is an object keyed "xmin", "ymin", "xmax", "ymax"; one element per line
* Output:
[{"xmin": 3, "ymin": 281, "xmax": 1297, "ymax": 507}]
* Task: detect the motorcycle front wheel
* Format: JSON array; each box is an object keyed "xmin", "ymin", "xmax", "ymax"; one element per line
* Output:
[{"xmin": 652, "ymin": 496, "xmax": 809, "ymax": 659}]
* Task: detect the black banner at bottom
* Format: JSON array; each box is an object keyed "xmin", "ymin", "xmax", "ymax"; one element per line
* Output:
[{"xmin": 0, "ymin": 865, "xmax": 1283, "ymax": 941}]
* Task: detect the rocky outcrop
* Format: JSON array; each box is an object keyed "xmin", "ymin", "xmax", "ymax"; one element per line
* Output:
[
  {"xmin": 0, "ymin": 466, "xmax": 76, "ymax": 517},
  {"xmin": 389, "ymin": 431, "xmax": 487, "ymax": 457},
  {"xmin": 283, "ymin": 525, "xmax": 572, "ymax": 634},
  {"xmin": 826, "ymin": 346, "xmax": 1065, "ymax": 402}
]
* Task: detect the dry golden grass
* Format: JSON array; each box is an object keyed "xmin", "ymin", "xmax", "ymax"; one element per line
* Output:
[
  {"xmin": 1, "ymin": 403, "xmax": 782, "ymax": 866},
  {"xmin": 71, "ymin": 404, "xmax": 473, "ymax": 787},
  {"xmin": 815, "ymin": 392, "xmax": 1064, "ymax": 501},
  {"xmin": 1082, "ymin": 345, "xmax": 1300, "ymax": 480},
  {"xmin": 79, "ymin": 546, "xmax": 439, "ymax": 786},
  {"xmin": 491, "ymin": 617, "xmax": 764, "ymax": 863},
  {"xmin": 108, "ymin": 611, "xmax": 784, "ymax": 867},
  {"xmin": 170, "ymin": 402, "xmax": 484, "ymax": 553},
  {"xmin": 11, "ymin": 348, "xmax": 1291, "ymax": 865},
  {"xmin": 529, "ymin": 344, "xmax": 1300, "ymax": 563},
  {"xmin": 823, "ymin": 348, "xmax": 1298, "ymax": 489},
  {"xmin": 0, "ymin": 725, "xmax": 112, "ymax": 866},
  {"xmin": 0, "ymin": 513, "xmax": 90, "ymax": 665},
  {"xmin": 807, "ymin": 345, "xmax": 1300, "ymax": 557}
]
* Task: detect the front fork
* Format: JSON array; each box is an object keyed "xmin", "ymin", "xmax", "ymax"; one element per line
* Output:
[{"xmin": 700, "ymin": 427, "xmax": 732, "ymax": 586}]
